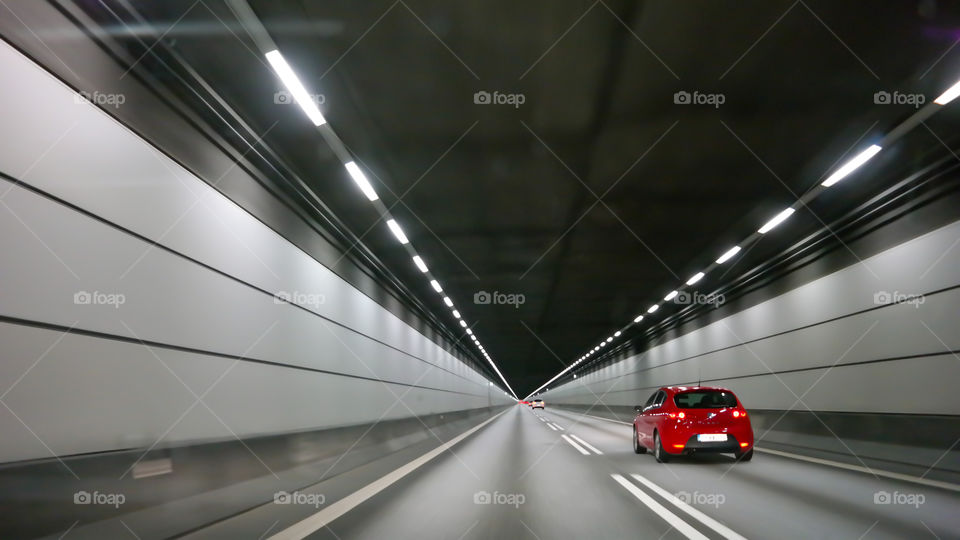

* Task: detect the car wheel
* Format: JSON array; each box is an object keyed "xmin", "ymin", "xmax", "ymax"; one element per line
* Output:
[
  {"xmin": 735, "ymin": 449, "xmax": 753, "ymax": 462},
  {"xmin": 654, "ymin": 431, "xmax": 670, "ymax": 463},
  {"xmin": 633, "ymin": 426, "xmax": 646, "ymax": 454}
]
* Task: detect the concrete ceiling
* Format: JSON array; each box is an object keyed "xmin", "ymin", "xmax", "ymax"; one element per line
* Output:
[{"xmin": 82, "ymin": 0, "xmax": 960, "ymax": 395}]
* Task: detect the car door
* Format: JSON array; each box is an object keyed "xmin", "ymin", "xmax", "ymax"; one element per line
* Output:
[
  {"xmin": 636, "ymin": 390, "xmax": 661, "ymax": 446},
  {"xmin": 644, "ymin": 391, "xmax": 668, "ymax": 443}
]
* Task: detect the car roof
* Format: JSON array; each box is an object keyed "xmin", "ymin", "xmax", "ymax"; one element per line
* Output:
[{"xmin": 661, "ymin": 385, "xmax": 733, "ymax": 394}]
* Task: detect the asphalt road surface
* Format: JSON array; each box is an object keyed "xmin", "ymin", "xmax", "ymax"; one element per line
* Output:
[{"xmin": 208, "ymin": 405, "xmax": 960, "ymax": 540}]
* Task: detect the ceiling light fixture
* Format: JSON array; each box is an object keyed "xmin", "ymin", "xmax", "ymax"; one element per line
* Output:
[
  {"xmin": 664, "ymin": 290, "xmax": 678, "ymax": 301},
  {"xmin": 934, "ymin": 80, "xmax": 960, "ymax": 105},
  {"xmin": 452, "ymin": 310, "xmax": 461, "ymax": 319},
  {"xmin": 412, "ymin": 255, "xmax": 428, "ymax": 273},
  {"xmin": 344, "ymin": 161, "xmax": 379, "ymax": 202},
  {"xmin": 758, "ymin": 208, "xmax": 795, "ymax": 234},
  {"xmin": 634, "ymin": 315, "xmax": 643, "ymax": 323},
  {"xmin": 264, "ymin": 50, "xmax": 327, "ymax": 126},
  {"xmin": 821, "ymin": 145, "xmax": 882, "ymax": 187},
  {"xmin": 430, "ymin": 280, "xmax": 443, "ymax": 293},
  {"xmin": 686, "ymin": 272, "xmax": 705, "ymax": 285},
  {"xmin": 386, "ymin": 219, "xmax": 409, "ymax": 244},
  {"xmin": 443, "ymin": 296, "xmax": 453, "ymax": 307},
  {"xmin": 716, "ymin": 246, "xmax": 741, "ymax": 264},
  {"xmin": 647, "ymin": 304, "xmax": 659, "ymax": 314}
]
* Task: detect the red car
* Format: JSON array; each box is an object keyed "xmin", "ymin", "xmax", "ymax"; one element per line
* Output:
[{"xmin": 632, "ymin": 386, "xmax": 753, "ymax": 462}]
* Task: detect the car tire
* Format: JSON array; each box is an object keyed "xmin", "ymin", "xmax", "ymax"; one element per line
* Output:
[
  {"xmin": 735, "ymin": 449, "xmax": 753, "ymax": 462},
  {"xmin": 633, "ymin": 426, "xmax": 646, "ymax": 454},
  {"xmin": 654, "ymin": 431, "xmax": 670, "ymax": 463}
]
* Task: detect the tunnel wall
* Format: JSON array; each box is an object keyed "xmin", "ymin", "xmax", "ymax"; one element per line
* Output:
[
  {"xmin": 0, "ymin": 37, "xmax": 511, "ymax": 465},
  {"xmin": 542, "ymin": 213, "xmax": 960, "ymax": 473}
]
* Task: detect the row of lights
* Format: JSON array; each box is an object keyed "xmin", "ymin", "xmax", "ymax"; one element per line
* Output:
[
  {"xmin": 524, "ymin": 77, "xmax": 960, "ymax": 400},
  {"xmin": 264, "ymin": 50, "xmax": 519, "ymax": 400}
]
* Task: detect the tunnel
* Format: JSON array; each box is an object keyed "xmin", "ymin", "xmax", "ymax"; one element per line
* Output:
[{"xmin": 1, "ymin": 1, "xmax": 959, "ymax": 539}]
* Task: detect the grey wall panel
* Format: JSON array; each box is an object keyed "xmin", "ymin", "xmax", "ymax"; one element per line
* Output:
[
  {"xmin": 0, "ymin": 39, "xmax": 491, "ymax": 393},
  {"xmin": 543, "ymin": 218, "xmax": 960, "ymax": 415},
  {"xmin": 0, "ymin": 323, "xmax": 495, "ymax": 463},
  {"xmin": 0, "ymin": 36, "xmax": 510, "ymax": 464}
]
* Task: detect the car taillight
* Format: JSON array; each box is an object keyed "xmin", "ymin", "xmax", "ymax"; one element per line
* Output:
[
  {"xmin": 669, "ymin": 412, "xmax": 686, "ymax": 419},
  {"xmin": 733, "ymin": 410, "xmax": 746, "ymax": 418},
  {"xmin": 678, "ymin": 412, "xmax": 685, "ymax": 419},
  {"xmin": 740, "ymin": 442, "xmax": 749, "ymax": 447},
  {"xmin": 673, "ymin": 444, "xmax": 686, "ymax": 449}
]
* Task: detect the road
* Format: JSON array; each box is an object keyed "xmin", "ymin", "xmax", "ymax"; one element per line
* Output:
[{"xmin": 213, "ymin": 405, "xmax": 960, "ymax": 539}]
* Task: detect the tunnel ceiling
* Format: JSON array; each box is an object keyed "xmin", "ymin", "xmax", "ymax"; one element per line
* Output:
[{"xmin": 83, "ymin": 0, "xmax": 960, "ymax": 396}]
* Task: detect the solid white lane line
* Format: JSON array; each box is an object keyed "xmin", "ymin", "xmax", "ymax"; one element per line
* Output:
[
  {"xmin": 561, "ymin": 434, "xmax": 591, "ymax": 455},
  {"xmin": 546, "ymin": 422, "xmax": 558, "ymax": 431},
  {"xmin": 754, "ymin": 448, "xmax": 960, "ymax": 493},
  {"xmin": 568, "ymin": 434, "xmax": 602, "ymax": 455},
  {"xmin": 268, "ymin": 410, "xmax": 509, "ymax": 540},
  {"xmin": 630, "ymin": 474, "xmax": 747, "ymax": 540},
  {"xmin": 610, "ymin": 474, "xmax": 708, "ymax": 540},
  {"xmin": 550, "ymin": 423, "xmax": 565, "ymax": 431}
]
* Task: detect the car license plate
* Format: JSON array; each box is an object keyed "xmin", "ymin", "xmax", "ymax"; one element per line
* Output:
[{"xmin": 697, "ymin": 434, "xmax": 727, "ymax": 442}]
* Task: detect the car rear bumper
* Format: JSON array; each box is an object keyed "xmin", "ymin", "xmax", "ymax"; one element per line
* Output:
[{"xmin": 680, "ymin": 435, "xmax": 746, "ymax": 453}]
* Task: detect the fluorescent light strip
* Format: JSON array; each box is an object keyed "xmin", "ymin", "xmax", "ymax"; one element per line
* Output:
[
  {"xmin": 647, "ymin": 304, "xmax": 659, "ymax": 314},
  {"xmin": 634, "ymin": 315, "xmax": 643, "ymax": 323},
  {"xmin": 821, "ymin": 145, "xmax": 882, "ymax": 187},
  {"xmin": 935, "ymin": 79, "xmax": 960, "ymax": 105},
  {"xmin": 452, "ymin": 310, "xmax": 461, "ymax": 319},
  {"xmin": 443, "ymin": 296, "xmax": 453, "ymax": 307},
  {"xmin": 264, "ymin": 50, "xmax": 327, "ymax": 126},
  {"xmin": 606, "ymin": 337, "xmax": 613, "ymax": 343},
  {"xmin": 614, "ymin": 331, "xmax": 621, "ymax": 337},
  {"xmin": 459, "ymin": 320, "xmax": 467, "ymax": 328},
  {"xmin": 344, "ymin": 161, "xmax": 379, "ymax": 202},
  {"xmin": 758, "ymin": 207, "xmax": 795, "ymax": 234},
  {"xmin": 686, "ymin": 272, "xmax": 704, "ymax": 285},
  {"xmin": 386, "ymin": 219, "xmax": 409, "ymax": 244},
  {"xmin": 412, "ymin": 256, "xmax": 428, "ymax": 273},
  {"xmin": 716, "ymin": 246, "xmax": 741, "ymax": 264},
  {"xmin": 664, "ymin": 290, "xmax": 678, "ymax": 301},
  {"xmin": 430, "ymin": 280, "xmax": 443, "ymax": 293}
]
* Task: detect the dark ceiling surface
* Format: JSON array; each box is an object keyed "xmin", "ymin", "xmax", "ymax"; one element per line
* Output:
[{"xmin": 81, "ymin": 0, "xmax": 960, "ymax": 395}]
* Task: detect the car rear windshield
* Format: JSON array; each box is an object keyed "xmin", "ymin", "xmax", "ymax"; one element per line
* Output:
[{"xmin": 674, "ymin": 391, "xmax": 737, "ymax": 408}]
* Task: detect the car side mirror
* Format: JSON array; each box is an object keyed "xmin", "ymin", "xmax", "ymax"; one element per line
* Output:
[{"xmin": 634, "ymin": 405, "xmax": 642, "ymax": 412}]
